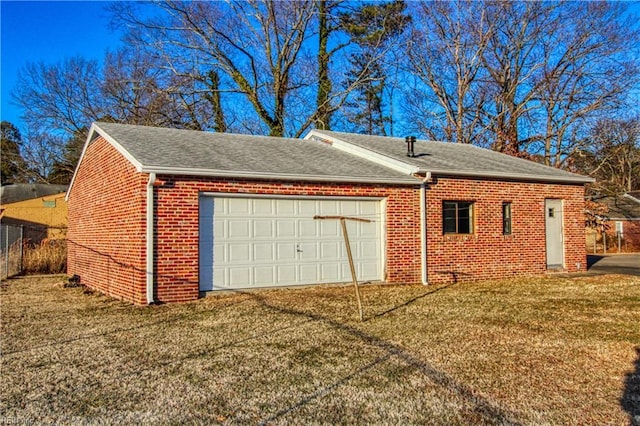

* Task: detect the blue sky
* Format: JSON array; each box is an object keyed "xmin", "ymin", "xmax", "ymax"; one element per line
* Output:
[
  {"xmin": 2, "ymin": 1, "xmax": 639, "ymax": 137},
  {"xmin": 1, "ymin": 1, "xmax": 122, "ymax": 132}
]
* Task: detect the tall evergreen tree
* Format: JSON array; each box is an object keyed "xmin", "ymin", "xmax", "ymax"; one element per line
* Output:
[
  {"xmin": 341, "ymin": 1, "xmax": 409, "ymax": 135},
  {"xmin": 1, "ymin": 122, "xmax": 28, "ymax": 184}
]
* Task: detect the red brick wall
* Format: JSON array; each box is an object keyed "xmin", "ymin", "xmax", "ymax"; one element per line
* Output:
[
  {"xmin": 153, "ymin": 176, "xmax": 421, "ymax": 303},
  {"xmin": 67, "ymin": 137, "xmax": 148, "ymax": 305},
  {"xmin": 425, "ymin": 176, "xmax": 587, "ymax": 284},
  {"xmin": 602, "ymin": 220, "xmax": 640, "ymax": 252}
]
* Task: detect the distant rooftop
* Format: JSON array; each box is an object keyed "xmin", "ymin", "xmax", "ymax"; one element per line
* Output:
[
  {"xmin": 590, "ymin": 193, "xmax": 640, "ymax": 219},
  {"xmin": 1, "ymin": 183, "xmax": 68, "ymax": 205}
]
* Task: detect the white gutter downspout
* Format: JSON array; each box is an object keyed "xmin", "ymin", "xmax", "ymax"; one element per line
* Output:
[
  {"xmin": 420, "ymin": 172, "xmax": 431, "ymax": 285},
  {"xmin": 146, "ymin": 173, "xmax": 156, "ymax": 304}
]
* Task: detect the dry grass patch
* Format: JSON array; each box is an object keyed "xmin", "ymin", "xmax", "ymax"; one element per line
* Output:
[
  {"xmin": 22, "ymin": 240, "xmax": 67, "ymax": 275},
  {"xmin": 1, "ymin": 274, "xmax": 639, "ymax": 425}
]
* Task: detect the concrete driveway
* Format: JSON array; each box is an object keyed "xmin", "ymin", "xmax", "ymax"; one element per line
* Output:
[{"xmin": 587, "ymin": 254, "xmax": 640, "ymax": 277}]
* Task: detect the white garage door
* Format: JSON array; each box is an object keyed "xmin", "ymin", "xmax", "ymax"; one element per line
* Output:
[{"xmin": 199, "ymin": 195, "xmax": 384, "ymax": 291}]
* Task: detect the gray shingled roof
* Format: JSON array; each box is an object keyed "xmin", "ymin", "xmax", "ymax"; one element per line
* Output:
[
  {"xmin": 91, "ymin": 123, "xmax": 417, "ymax": 185},
  {"xmin": 312, "ymin": 130, "xmax": 593, "ymax": 183},
  {"xmin": 589, "ymin": 194, "xmax": 640, "ymax": 219},
  {"xmin": 1, "ymin": 184, "xmax": 68, "ymax": 204}
]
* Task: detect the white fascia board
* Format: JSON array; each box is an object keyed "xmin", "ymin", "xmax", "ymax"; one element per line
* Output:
[
  {"xmin": 418, "ymin": 167, "xmax": 595, "ymax": 184},
  {"xmin": 141, "ymin": 166, "xmax": 419, "ymax": 186},
  {"xmin": 66, "ymin": 123, "xmax": 145, "ymax": 201},
  {"xmin": 304, "ymin": 130, "xmax": 419, "ymax": 175}
]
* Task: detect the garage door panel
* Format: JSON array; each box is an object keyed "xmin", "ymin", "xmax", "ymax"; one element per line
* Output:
[
  {"xmin": 321, "ymin": 264, "xmax": 340, "ymax": 281},
  {"xmin": 253, "ymin": 220, "xmax": 273, "ymax": 238},
  {"xmin": 299, "ymin": 220, "xmax": 317, "ymax": 237},
  {"xmin": 320, "ymin": 242, "xmax": 341, "ymax": 259},
  {"xmin": 213, "ymin": 220, "xmax": 225, "ymax": 239},
  {"xmin": 229, "ymin": 244, "xmax": 250, "ymax": 262},
  {"xmin": 277, "ymin": 243, "xmax": 296, "ymax": 260},
  {"xmin": 214, "ymin": 198, "xmax": 225, "ymax": 214},
  {"xmin": 213, "ymin": 244, "xmax": 226, "ymax": 263},
  {"xmin": 360, "ymin": 262, "xmax": 379, "ymax": 279},
  {"xmin": 360, "ymin": 241, "xmax": 379, "ymax": 257},
  {"xmin": 200, "ymin": 196, "xmax": 383, "ymax": 290},
  {"xmin": 277, "ymin": 265, "xmax": 297, "ymax": 284},
  {"xmin": 320, "ymin": 200, "xmax": 339, "ymax": 215},
  {"xmin": 298, "ymin": 243, "xmax": 318, "ymax": 259},
  {"xmin": 300, "ymin": 264, "xmax": 319, "ymax": 281},
  {"xmin": 276, "ymin": 199, "xmax": 295, "ymax": 214},
  {"xmin": 298, "ymin": 200, "xmax": 317, "ymax": 215},
  {"xmin": 253, "ymin": 198, "xmax": 273, "ymax": 215},
  {"xmin": 227, "ymin": 198, "xmax": 250, "ymax": 214},
  {"xmin": 229, "ymin": 220, "xmax": 250, "ymax": 238},
  {"xmin": 213, "ymin": 268, "xmax": 225, "ymax": 288},
  {"xmin": 359, "ymin": 202, "xmax": 378, "ymax": 216},
  {"xmin": 340, "ymin": 200, "xmax": 358, "ymax": 216},
  {"xmin": 319, "ymin": 220, "xmax": 339, "ymax": 237},
  {"xmin": 229, "ymin": 268, "xmax": 250, "ymax": 286},
  {"xmin": 276, "ymin": 221, "xmax": 295, "ymax": 237},
  {"xmin": 253, "ymin": 243, "xmax": 274, "ymax": 261},
  {"xmin": 254, "ymin": 266, "xmax": 275, "ymax": 285}
]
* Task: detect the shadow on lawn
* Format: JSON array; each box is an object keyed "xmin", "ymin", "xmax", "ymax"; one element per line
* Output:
[
  {"xmin": 622, "ymin": 347, "xmax": 640, "ymax": 426},
  {"xmin": 369, "ymin": 282, "xmax": 456, "ymax": 320},
  {"xmin": 246, "ymin": 291, "xmax": 523, "ymax": 426},
  {"xmin": 10, "ymin": 276, "xmax": 520, "ymax": 424}
]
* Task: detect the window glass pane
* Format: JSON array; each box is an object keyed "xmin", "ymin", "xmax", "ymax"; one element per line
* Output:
[
  {"xmin": 444, "ymin": 217, "xmax": 457, "ymax": 233},
  {"xmin": 443, "ymin": 202, "xmax": 457, "ymax": 233},
  {"xmin": 458, "ymin": 216, "xmax": 470, "ymax": 233},
  {"xmin": 503, "ymin": 202, "xmax": 512, "ymax": 235},
  {"xmin": 458, "ymin": 202, "xmax": 472, "ymax": 234}
]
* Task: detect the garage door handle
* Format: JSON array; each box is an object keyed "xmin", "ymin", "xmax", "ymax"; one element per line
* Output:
[{"xmin": 296, "ymin": 244, "xmax": 303, "ymax": 253}]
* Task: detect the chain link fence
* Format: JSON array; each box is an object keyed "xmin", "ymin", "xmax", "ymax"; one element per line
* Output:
[
  {"xmin": 1, "ymin": 224, "xmax": 68, "ymax": 280},
  {"xmin": 1, "ymin": 224, "xmax": 24, "ymax": 280}
]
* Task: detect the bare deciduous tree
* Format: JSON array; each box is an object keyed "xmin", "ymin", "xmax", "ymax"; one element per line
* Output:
[
  {"xmin": 405, "ymin": 1, "xmax": 639, "ymax": 167},
  {"xmin": 575, "ymin": 118, "xmax": 640, "ymax": 195},
  {"xmin": 13, "ymin": 57, "xmax": 105, "ymax": 135},
  {"xmin": 531, "ymin": 2, "xmax": 639, "ymax": 166},
  {"xmin": 112, "ymin": 0, "xmax": 316, "ymax": 137},
  {"xmin": 407, "ymin": 1, "xmax": 490, "ymax": 145}
]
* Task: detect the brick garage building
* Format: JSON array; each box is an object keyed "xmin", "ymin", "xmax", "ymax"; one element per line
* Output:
[{"xmin": 67, "ymin": 123, "xmax": 593, "ymax": 305}]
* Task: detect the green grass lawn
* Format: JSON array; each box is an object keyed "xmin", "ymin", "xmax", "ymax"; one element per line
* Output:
[{"xmin": 1, "ymin": 274, "xmax": 639, "ymax": 425}]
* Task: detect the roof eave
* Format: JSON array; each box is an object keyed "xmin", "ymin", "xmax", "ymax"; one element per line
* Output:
[
  {"xmin": 416, "ymin": 167, "xmax": 594, "ymax": 184},
  {"xmin": 142, "ymin": 166, "xmax": 419, "ymax": 186}
]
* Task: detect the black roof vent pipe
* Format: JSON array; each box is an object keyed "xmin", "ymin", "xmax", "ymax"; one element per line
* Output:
[{"xmin": 406, "ymin": 136, "xmax": 416, "ymax": 157}]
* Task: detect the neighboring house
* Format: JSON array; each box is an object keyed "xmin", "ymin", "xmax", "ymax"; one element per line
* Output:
[
  {"xmin": 0, "ymin": 183, "xmax": 68, "ymax": 243},
  {"xmin": 67, "ymin": 123, "xmax": 593, "ymax": 305},
  {"xmin": 586, "ymin": 193, "xmax": 640, "ymax": 252}
]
